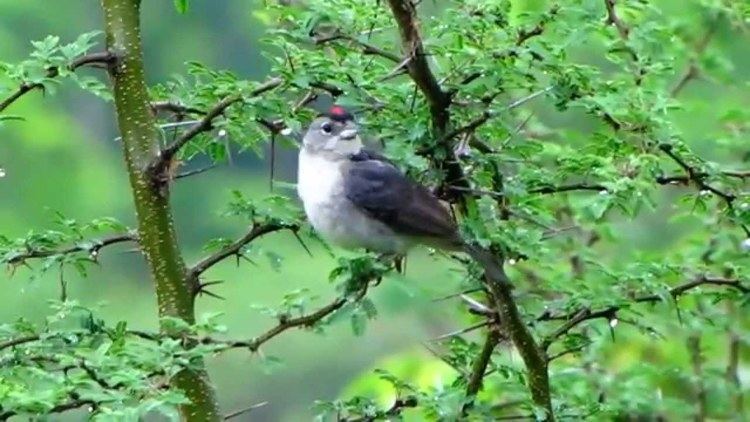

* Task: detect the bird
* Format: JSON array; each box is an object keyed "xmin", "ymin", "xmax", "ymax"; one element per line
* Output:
[
  {"xmin": 296, "ymin": 105, "xmax": 463, "ymax": 255},
  {"xmin": 296, "ymin": 105, "xmax": 510, "ymax": 285}
]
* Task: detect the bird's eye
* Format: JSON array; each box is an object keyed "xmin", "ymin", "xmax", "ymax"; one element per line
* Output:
[{"xmin": 320, "ymin": 122, "xmax": 333, "ymax": 134}]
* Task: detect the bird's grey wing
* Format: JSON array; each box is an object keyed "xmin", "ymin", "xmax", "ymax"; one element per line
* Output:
[{"xmin": 344, "ymin": 158, "xmax": 459, "ymax": 242}]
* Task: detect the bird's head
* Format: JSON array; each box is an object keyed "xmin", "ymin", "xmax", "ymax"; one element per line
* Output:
[{"xmin": 302, "ymin": 106, "xmax": 362, "ymax": 156}]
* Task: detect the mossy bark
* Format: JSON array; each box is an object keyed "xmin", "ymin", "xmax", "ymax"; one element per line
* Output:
[{"xmin": 100, "ymin": 0, "xmax": 221, "ymax": 419}]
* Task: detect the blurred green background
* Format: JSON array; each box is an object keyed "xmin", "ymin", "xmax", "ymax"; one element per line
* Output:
[{"xmin": 1, "ymin": 0, "xmax": 747, "ymax": 420}]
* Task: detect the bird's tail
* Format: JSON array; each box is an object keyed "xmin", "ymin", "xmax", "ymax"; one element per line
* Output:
[{"xmin": 462, "ymin": 243, "xmax": 512, "ymax": 287}]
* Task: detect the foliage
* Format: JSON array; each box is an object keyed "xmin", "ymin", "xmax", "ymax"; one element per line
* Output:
[{"xmin": 1, "ymin": 0, "xmax": 749, "ymax": 420}]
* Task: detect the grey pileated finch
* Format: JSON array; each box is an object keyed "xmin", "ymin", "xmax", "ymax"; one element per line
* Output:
[{"xmin": 297, "ymin": 106, "xmax": 463, "ymax": 255}]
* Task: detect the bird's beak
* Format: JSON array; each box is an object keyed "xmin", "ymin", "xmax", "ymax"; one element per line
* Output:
[{"xmin": 339, "ymin": 128, "xmax": 358, "ymax": 141}]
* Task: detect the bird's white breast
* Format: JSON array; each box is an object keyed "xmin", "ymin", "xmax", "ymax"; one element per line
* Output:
[
  {"xmin": 297, "ymin": 149, "xmax": 343, "ymax": 210},
  {"xmin": 297, "ymin": 149, "xmax": 410, "ymax": 253}
]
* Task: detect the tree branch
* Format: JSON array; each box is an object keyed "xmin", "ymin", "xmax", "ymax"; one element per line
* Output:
[
  {"xmin": 670, "ymin": 22, "xmax": 719, "ymax": 97},
  {"xmin": 0, "ymin": 51, "xmax": 116, "ymax": 113},
  {"xmin": 194, "ymin": 283, "xmax": 372, "ymax": 353},
  {"xmin": 189, "ymin": 223, "xmax": 297, "ymax": 279},
  {"xmin": 439, "ymin": 88, "xmax": 550, "ymax": 145},
  {"xmin": 657, "ymin": 144, "xmax": 747, "ymax": 234},
  {"xmin": 530, "ymin": 183, "xmax": 607, "ymax": 195},
  {"xmin": 224, "ymin": 402, "xmax": 268, "ymax": 420},
  {"xmin": 516, "ymin": 5, "xmax": 559, "ymax": 46},
  {"xmin": 603, "ymin": 0, "xmax": 630, "ymax": 41},
  {"xmin": 313, "ymin": 32, "xmax": 401, "ymax": 63},
  {"xmin": 0, "ymin": 334, "xmax": 40, "ymax": 351},
  {"xmin": 150, "ymin": 101, "xmax": 205, "ymax": 116},
  {"xmin": 538, "ymin": 276, "xmax": 749, "ymax": 345},
  {"xmin": 462, "ymin": 330, "xmax": 500, "ymax": 415},
  {"xmin": 603, "ymin": 0, "xmax": 641, "ymax": 82},
  {"xmin": 150, "ymin": 77, "xmax": 283, "ymax": 176},
  {"xmin": 0, "ymin": 397, "xmax": 96, "ymax": 420},
  {"xmin": 4, "ymin": 232, "xmax": 136, "ymax": 266},
  {"xmin": 465, "ymin": 245, "xmax": 554, "ymax": 420},
  {"xmin": 385, "ymin": 0, "xmax": 450, "ymax": 133}
]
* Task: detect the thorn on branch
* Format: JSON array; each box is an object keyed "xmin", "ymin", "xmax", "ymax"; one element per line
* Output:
[
  {"xmin": 188, "ymin": 222, "xmax": 301, "ymax": 296},
  {"xmin": 148, "ymin": 77, "xmax": 283, "ymax": 180},
  {"xmin": 174, "ymin": 164, "xmax": 216, "ymax": 180},
  {"xmin": 224, "ymin": 401, "xmax": 269, "ymax": 420},
  {"xmin": 538, "ymin": 275, "xmax": 750, "ymax": 347}
]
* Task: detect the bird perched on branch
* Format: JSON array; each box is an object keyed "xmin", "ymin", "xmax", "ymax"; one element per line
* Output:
[
  {"xmin": 297, "ymin": 105, "xmax": 462, "ymax": 254},
  {"xmin": 297, "ymin": 105, "xmax": 508, "ymax": 283}
]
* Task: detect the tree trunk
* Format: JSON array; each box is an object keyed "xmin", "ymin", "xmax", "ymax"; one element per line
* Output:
[{"xmin": 100, "ymin": 0, "xmax": 221, "ymax": 419}]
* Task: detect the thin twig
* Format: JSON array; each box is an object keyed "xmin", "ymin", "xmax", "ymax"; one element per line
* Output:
[
  {"xmin": 313, "ymin": 32, "xmax": 401, "ymax": 63},
  {"xmin": 530, "ymin": 183, "xmax": 607, "ymax": 195},
  {"xmin": 658, "ymin": 144, "xmax": 750, "ymax": 236},
  {"xmin": 538, "ymin": 276, "xmax": 750, "ymax": 344},
  {"xmin": 151, "ymin": 101, "xmax": 205, "ymax": 116},
  {"xmin": 385, "ymin": 0, "xmax": 450, "ymax": 132},
  {"xmin": 224, "ymin": 401, "xmax": 268, "ymax": 420},
  {"xmin": 151, "ymin": 77, "xmax": 283, "ymax": 174},
  {"xmin": 0, "ymin": 334, "xmax": 40, "ymax": 351},
  {"xmin": 5, "ymin": 232, "xmax": 136, "ymax": 266},
  {"xmin": 199, "ymin": 284, "xmax": 371, "ymax": 352},
  {"xmin": 670, "ymin": 22, "xmax": 719, "ymax": 97},
  {"xmin": 189, "ymin": 222, "xmax": 296, "ymax": 278},
  {"xmin": 440, "ymin": 88, "xmax": 551, "ymax": 144},
  {"xmin": 547, "ymin": 344, "xmax": 588, "ymax": 362},
  {"xmin": 0, "ymin": 51, "xmax": 116, "ymax": 113},
  {"xmin": 174, "ymin": 164, "xmax": 217, "ymax": 180},
  {"xmin": 430, "ymin": 320, "xmax": 492, "ymax": 342}
]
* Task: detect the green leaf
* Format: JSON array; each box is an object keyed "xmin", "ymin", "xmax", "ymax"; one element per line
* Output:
[{"xmin": 173, "ymin": 0, "xmax": 189, "ymax": 13}]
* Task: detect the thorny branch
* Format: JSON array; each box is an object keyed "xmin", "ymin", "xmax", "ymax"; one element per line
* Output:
[
  {"xmin": 189, "ymin": 222, "xmax": 299, "ymax": 279},
  {"xmin": 0, "ymin": 51, "xmax": 116, "ymax": 113},
  {"xmin": 132, "ymin": 279, "xmax": 375, "ymax": 354},
  {"xmin": 462, "ymin": 330, "xmax": 500, "ymax": 414},
  {"xmin": 4, "ymin": 232, "xmax": 137, "ymax": 267},
  {"xmin": 0, "ymin": 396, "xmax": 96, "ymax": 420},
  {"xmin": 385, "ymin": 0, "xmax": 450, "ymax": 133},
  {"xmin": 312, "ymin": 31, "xmax": 401, "ymax": 63},
  {"xmin": 658, "ymin": 143, "xmax": 750, "ymax": 236},
  {"xmin": 538, "ymin": 275, "xmax": 749, "ymax": 346},
  {"xmin": 149, "ymin": 77, "xmax": 283, "ymax": 176}
]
